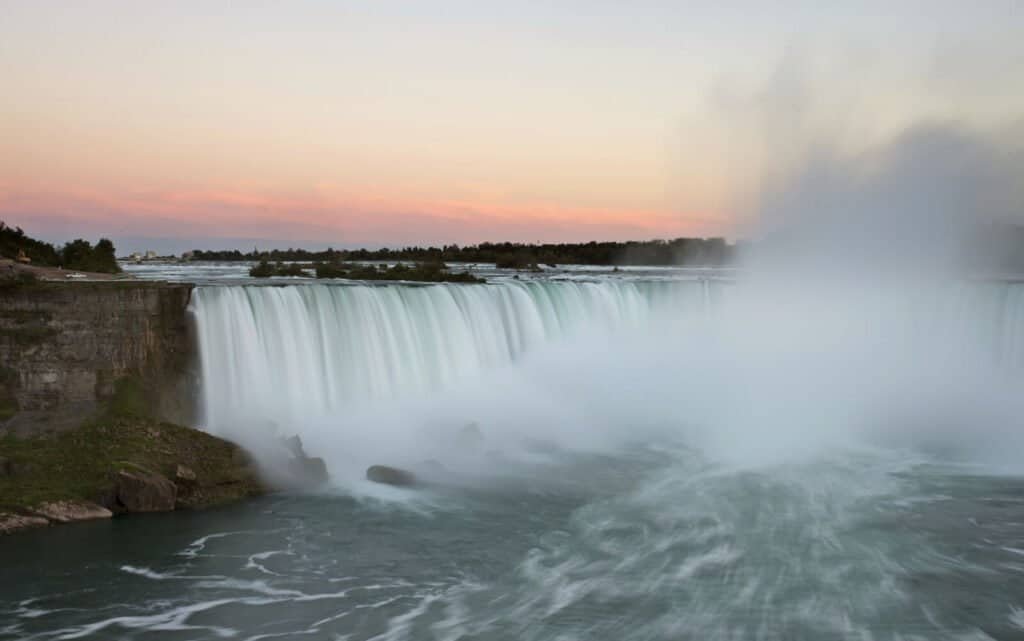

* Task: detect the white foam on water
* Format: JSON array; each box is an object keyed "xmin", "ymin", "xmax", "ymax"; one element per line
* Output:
[
  {"xmin": 52, "ymin": 597, "xmax": 256, "ymax": 640},
  {"xmin": 178, "ymin": 531, "xmax": 258, "ymax": 559},
  {"xmin": 1010, "ymin": 607, "xmax": 1024, "ymax": 630},
  {"xmin": 243, "ymin": 550, "xmax": 291, "ymax": 576}
]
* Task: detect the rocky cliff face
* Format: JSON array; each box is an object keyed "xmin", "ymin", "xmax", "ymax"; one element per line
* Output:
[{"xmin": 0, "ymin": 282, "xmax": 195, "ymax": 435}]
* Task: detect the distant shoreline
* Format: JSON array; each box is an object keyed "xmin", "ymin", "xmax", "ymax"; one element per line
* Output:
[
  {"xmin": 182, "ymin": 237, "xmax": 737, "ymax": 268},
  {"xmin": 1, "ymin": 258, "xmax": 132, "ymax": 283}
]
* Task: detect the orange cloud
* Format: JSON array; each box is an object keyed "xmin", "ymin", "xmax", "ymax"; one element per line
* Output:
[{"xmin": 0, "ymin": 185, "xmax": 727, "ymax": 247}]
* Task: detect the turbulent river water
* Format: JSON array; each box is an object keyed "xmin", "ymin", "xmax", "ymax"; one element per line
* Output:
[{"xmin": 3, "ymin": 264, "xmax": 1024, "ymax": 641}]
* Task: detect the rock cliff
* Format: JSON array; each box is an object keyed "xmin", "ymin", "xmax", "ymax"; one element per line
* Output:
[
  {"xmin": 0, "ymin": 281, "xmax": 195, "ymax": 435},
  {"xmin": 0, "ymin": 280, "xmax": 330, "ymax": 536}
]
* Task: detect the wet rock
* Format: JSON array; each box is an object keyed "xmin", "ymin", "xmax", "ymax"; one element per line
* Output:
[
  {"xmin": 0, "ymin": 512, "xmax": 49, "ymax": 534},
  {"xmin": 273, "ymin": 434, "xmax": 329, "ymax": 487},
  {"xmin": 173, "ymin": 464, "xmax": 198, "ymax": 505},
  {"xmin": 458, "ymin": 422, "xmax": 484, "ymax": 450},
  {"xmin": 230, "ymin": 447, "xmax": 254, "ymax": 467},
  {"xmin": 29, "ymin": 501, "xmax": 112, "ymax": 523},
  {"xmin": 282, "ymin": 434, "xmax": 306, "ymax": 458},
  {"xmin": 366, "ymin": 465, "xmax": 417, "ymax": 487},
  {"xmin": 174, "ymin": 464, "xmax": 197, "ymax": 486},
  {"xmin": 115, "ymin": 466, "xmax": 177, "ymax": 512},
  {"xmin": 288, "ymin": 456, "xmax": 329, "ymax": 486}
]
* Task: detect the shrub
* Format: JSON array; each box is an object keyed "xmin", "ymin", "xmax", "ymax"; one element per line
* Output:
[
  {"xmin": 249, "ymin": 260, "xmax": 275, "ymax": 277},
  {"xmin": 249, "ymin": 261, "xmax": 308, "ymax": 277},
  {"xmin": 314, "ymin": 262, "xmax": 348, "ymax": 279},
  {"xmin": 312, "ymin": 260, "xmax": 484, "ymax": 283},
  {"xmin": 61, "ymin": 238, "xmax": 121, "ymax": 273},
  {"xmin": 495, "ymin": 252, "xmax": 539, "ymax": 270}
]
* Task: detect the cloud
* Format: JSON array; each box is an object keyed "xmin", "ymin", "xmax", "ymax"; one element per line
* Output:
[{"xmin": 0, "ymin": 186, "xmax": 718, "ymax": 250}]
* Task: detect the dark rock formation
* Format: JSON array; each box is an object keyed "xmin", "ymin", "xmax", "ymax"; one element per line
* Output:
[
  {"xmin": 0, "ymin": 282, "xmax": 330, "ymax": 536},
  {"xmin": 0, "ymin": 281, "xmax": 195, "ymax": 436},
  {"xmin": 175, "ymin": 464, "xmax": 197, "ymax": 486},
  {"xmin": 114, "ymin": 466, "xmax": 178, "ymax": 513},
  {"xmin": 275, "ymin": 434, "xmax": 330, "ymax": 488},
  {"xmin": 282, "ymin": 435, "xmax": 305, "ymax": 458},
  {"xmin": 289, "ymin": 456, "xmax": 329, "ymax": 486},
  {"xmin": 457, "ymin": 422, "xmax": 484, "ymax": 450},
  {"xmin": 0, "ymin": 512, "xmax": 48, "ymax": 534},
  {"xmin": 366, "ymin": 465, "xmax": 417, "ymax": 487},
  {"xmin": 0, "ymin": 414, "xmax": 269, "ymax": 533}
]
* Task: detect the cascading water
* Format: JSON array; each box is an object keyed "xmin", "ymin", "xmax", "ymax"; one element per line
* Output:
[
  {"xmin": 186, "ymin": 275, "xmax": 1024, "ymax": 475},
  {"xmin": 189, "ymin": 279, "xmax": 719, "ymax": 436},
  {"xmin": 8, "ymin": 274, "xmax": 1024, "ymax": 641}
]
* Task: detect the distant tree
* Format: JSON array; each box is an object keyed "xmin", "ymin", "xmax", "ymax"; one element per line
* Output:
[
  {"xmin": 249, "ymin": 260, "xmax": 276, "ymax": 277},
  {"xmin": 61, "ymin": 238, "xmax": 121, "ymax": 273},
  {"xmin": 191, "ymin": 237, "xmax": 737, "ymax": 267},
  {"xmin": 61, "ymin": 239, "xmax": 95, "ymax": 270},
  {"xmin": 495, "ymin": 251, "xmax": 539, "ymax": 270},
  {"xmin": 0, "ymin": 221, "xmax": 61, "ymax": 266},
  {"xmin": 92, "ymin": 238, "xmax": 120, "ymax": 272},
  {"xmin": 249, "ymin": 261, "xmax": 309, "ymax": 278}
]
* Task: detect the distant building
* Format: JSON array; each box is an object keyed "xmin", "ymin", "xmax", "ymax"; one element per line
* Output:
[
  {"xmin": 129, "ymin": 252, "xmax": 142, "ymax": 263},
  {"xmin": 144, "ymin": 250, "xmax": 158, "ymax": 260},
  {"xmin": 181, "ymin": 251, "xmax": 195, "ymax": 261},
  {"xmin": 15, "ymin": 249, "xmax": 31, "ymax": 264}
]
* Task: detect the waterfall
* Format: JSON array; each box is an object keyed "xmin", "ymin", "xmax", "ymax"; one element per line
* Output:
[
  {"xmin": 189, "ymin": 279, "xmax": 715, "ymax": 433},
  {"xmin": 189, "ymin": 276, "xmax": 1024, "ymax": 453}
]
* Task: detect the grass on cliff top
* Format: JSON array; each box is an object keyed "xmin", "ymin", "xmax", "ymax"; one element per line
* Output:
[{"xmin": 0, "ymin": 378, "xmax": 262, "ymax": 512}]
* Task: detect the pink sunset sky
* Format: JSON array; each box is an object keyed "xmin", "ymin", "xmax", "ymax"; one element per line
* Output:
[{"xmin": 2, "ymin": 2, "xmax": 1022, "ymax": 253}]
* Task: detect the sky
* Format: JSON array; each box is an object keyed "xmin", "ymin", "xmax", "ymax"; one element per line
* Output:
[{"xmin": 1, "ymin": 1, "xmax": 1022, "ymax": 253}]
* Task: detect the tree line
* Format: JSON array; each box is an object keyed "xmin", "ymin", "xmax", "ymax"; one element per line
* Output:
[
  {"xmin": 249, "ymin": 259, "xmax": 485, "ymax": 283},
  {"xmin": 192, "ymin": 238, "xmax": 736, "ymax": 267},
  {"xmin": 0, "ymin": 221, "xmax": 121, "ymax": 274}
]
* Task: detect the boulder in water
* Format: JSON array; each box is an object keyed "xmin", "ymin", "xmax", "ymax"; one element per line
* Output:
[
  {"xmin": 272, "ymin": 434, "xmax": 330, "ymax": 487},
  {"xmin": 115, "ymin": 466, "xmax": 177, "ymax": 512},
  {"xmin": 457, "ymin": 422, "xmax": 484, "ymax": 450},
  {"xmin": 288, "ymin": 456, "xmax": 329, "ymax": 486},
  {"xmin": 281, "ymin": 434, "xmax": 306, "ymax": 458},
  {"xmin": 366, "ymin": 465, "xmax": 417, "ymax": 487}
]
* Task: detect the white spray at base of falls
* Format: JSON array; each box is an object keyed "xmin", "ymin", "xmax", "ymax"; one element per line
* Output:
[
  {"xmin": 189, "ymin": 275, "xmax": 1024, "ymax": 485},
  {"xmin": 190, "ymin": 279, "xmax": 716, "ymax": 440}
]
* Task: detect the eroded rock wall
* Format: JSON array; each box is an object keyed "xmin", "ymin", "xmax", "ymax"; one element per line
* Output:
[{"xmin": 0, "ymin": 282, "xmax": 195, "ymax": 434}]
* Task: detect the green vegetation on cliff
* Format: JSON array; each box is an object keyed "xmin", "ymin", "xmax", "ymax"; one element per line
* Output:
[{"xmin": 0, "ymin": 378, "xmax": 264, "ymax": 515}]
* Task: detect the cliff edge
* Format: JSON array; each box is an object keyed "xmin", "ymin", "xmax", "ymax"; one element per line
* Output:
[
  {"xmin": 0, "ymin": 279, "xmax": 195, "ymax": 435},
  {"xmin": 0, "ymin": 279, "xmax": 329, "ymax": 535}
]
